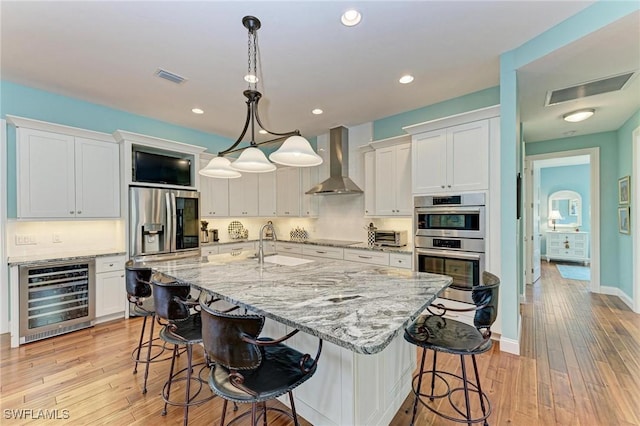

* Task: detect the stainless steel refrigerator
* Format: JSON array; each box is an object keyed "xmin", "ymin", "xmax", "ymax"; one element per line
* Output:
[{"xmin": 129, "ymin": 187, "xmax": 200, "ymax": 258}]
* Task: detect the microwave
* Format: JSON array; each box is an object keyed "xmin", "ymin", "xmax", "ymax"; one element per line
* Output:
[{"xmin": 374, "ymin": 230, "xmax": 408, "ymax": 247}]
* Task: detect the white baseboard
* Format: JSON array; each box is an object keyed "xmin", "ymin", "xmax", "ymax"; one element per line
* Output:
[
  {"xmin": 500, "ymin": 335, "xmax": 520, "ymax": 355},
  {"xmin": 599, "ymin": 286, "xmax": 634, "ymax": 310}
]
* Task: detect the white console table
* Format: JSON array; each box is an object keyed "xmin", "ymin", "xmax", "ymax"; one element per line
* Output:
[{"xmin": 545, "ymin": 231, "xmax": 589, "ymax": 265}]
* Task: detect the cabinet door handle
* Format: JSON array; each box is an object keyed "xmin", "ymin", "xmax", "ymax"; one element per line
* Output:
[
  {"xmin": 108, "ymin": 263, "xmax": 114, "ymax": 267},
  {"xmin": 316, "ymin": 250, "xmax": 327, "ymax": 254}
]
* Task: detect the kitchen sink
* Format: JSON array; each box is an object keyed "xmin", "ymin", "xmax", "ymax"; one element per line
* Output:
[{"xmin": 260, "ymin": 255, "xmax": 314, "ymax": 267}]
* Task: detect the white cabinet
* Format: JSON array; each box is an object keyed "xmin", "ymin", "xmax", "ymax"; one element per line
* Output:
[
  {"xmin": 199, "ymin": 159, "xmax": 230, "ymax": 217},
  {"xmin": 389, "ymin": 253, "xmax": 412, "ymax": 269},
  {"xmin": 275, "ymin": 242, "xmax": 304, "ymax": 257},
  {"xmin": 300, "ymin": 167, "xmax": 319, "ymax": 217},
  {"xmin": 218, "ymin": 241, "xmax": 256, "ymax": 255},
  {"xmin": 343, "ymin": 248, "xmax": 389, "ymax": 266},
  {"xmin": 229, "ymin": 173, "xmax": 259, "ymax": 216},
  {"xmin": 201, "ymin": 245, "xmax": 220, "ymax": 257},
  {"xmin": 374, "ymin": 142, "xmax": 411, "ymax": 216},
  {"xmin": 95, "ymin": 255, "xmax": 126, "ymax": 322},
  {"xmin": 276, "ymin": 167, "xmax": 300, "ymax": 216},
  {"xmin": 545, "ymin": 231, "xmax": 589, "ymax": 264},
  {"xmin": 16, "ymin": 127, "xmax": 120, "ymax": 219},
  {"xmin": 363, "ymin": 150, "xmax": 376, "ymax": 216},
  {"xmin": 412, "ymin": 120, "xmax": 489, "ymax": 194},
  {"xmin": 258, "ymin": 171, "xmax": 277, "ymax": 217},
  {"xmin": 302, "ymin": 245, "xmax": 344, "ymax": 260}
]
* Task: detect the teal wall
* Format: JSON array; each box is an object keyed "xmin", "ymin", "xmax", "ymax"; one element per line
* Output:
[
  {"xmin": 373, "ymin": 86, "xmax": 500, "ymax": 140},
  {"xmin": 617, "ymin": 109, "xmax": 640, "ymax": 298}
]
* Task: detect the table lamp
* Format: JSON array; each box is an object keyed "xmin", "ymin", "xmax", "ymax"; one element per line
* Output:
[{"xmin": 549, "ymin": 210, "xmax": 563, "ymax": 231}]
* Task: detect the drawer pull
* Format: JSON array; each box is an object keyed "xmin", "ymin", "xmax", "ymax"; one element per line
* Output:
[
  {"xmin": 316, "ymin": 251, "xmax": 327, "ymax": 254},
  {"xmin": 358, "ymin": 255, "xmax": 372, "ymax": 259},
  {"xmin": 108, "ymin": 263, "xmax": 114, "ymax": 267}
]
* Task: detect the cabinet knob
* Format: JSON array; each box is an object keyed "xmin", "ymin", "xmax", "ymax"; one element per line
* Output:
[
  {"xmin": 447, "ymin": 185, "xmax": 451, "ymax": 188},
  {"xmin": 441, "ymin": 185, "xmax": 445, "ymax": 188},
  {"xmin": 70, "ymin": 211, "xmax": 74, "ymax": 214},
  {"xmin": 77, "ymin": 211, "xmax": 82, "ymax": 214}
]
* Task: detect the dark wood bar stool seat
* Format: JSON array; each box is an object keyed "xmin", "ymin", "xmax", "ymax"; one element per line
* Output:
[
  {"xmin": 125, "ymin": 260, "xmax": 172, "ymax": 394},
  {"xmin": 151, "ymin": 274, "xmax": 214, "ymax": 426},
  {"xmin": 404, "ymin": 271, "xmax": 500, "ymax": 426},
  {"xmin": 200, "ymin": 302, "xmax": 322, "ymax": 426}
]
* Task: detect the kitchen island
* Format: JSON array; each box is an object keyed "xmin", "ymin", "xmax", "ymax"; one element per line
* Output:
[{"xmin": 140, "ymin": 251, "xmax": 451, "ymax": 425}]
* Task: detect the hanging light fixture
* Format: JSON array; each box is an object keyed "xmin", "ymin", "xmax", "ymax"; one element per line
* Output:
[{"xmin": 202, "ymin": 16, "xmax": 322, "ymax": 178}]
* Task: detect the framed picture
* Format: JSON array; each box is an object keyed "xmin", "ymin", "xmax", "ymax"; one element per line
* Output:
[
  {"xmin": 618, "ymin": 175, "xmax": 630, "ymax": 205},
  {"xmin": 618, "ymin": 206, "xmax": 630, "ymax": 234}
]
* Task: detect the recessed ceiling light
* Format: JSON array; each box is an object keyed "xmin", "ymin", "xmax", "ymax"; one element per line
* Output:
[
  {"xmin": 192, "ymin": 108, "xmax": 204, "ymax": 114},
  {"xmin": 244, "ymin": 74, "xmax": 259, "ymax": 84},
  {"xmin": 563, "ymin": 108, "xmax": 595, "ymax": 122},
  {"xmin": 312, "ymin": 108, "xmax": 323, "ymax": 115},
  {"xmin": 341, "ymin": 9, "xmax": 362, "ymax": 27},
  {"xmin": 399, "ymin": 75, "xmax": 414, "ymax": 84}
]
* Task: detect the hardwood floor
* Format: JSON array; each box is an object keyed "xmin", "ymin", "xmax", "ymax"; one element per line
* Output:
[{"xmin": 1, "ymin": 261, "xmax": 639, "ymax": 425}]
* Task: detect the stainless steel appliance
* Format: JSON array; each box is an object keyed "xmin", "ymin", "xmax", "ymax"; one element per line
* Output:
[
  {"xmin": 19, "ymin": 259, "xmax": 95, "ymax": 344},
  {"xmin": 374, "ymin": 230, "xmax": 408, "ymax": 247},
  {"xmin": 415, "ymin": 193, "xmax": 485, "ymax": 239},
  {"xmin": 414, "ymin": 194, "xmax": 486, "ymax": 304},
  {"xmin": 130, "ymin": 187, "xmax": 200, "ymax": 258}
]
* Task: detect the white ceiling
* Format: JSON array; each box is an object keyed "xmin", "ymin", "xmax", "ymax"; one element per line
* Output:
[{"xmin": 2, "ymin": 1, "xmax": 637, "ymax": 147}]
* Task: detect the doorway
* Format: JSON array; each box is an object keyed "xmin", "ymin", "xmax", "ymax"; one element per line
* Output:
[{"xmin": 524, "ymin": 147, "xmax": 600, "ymax": 295}]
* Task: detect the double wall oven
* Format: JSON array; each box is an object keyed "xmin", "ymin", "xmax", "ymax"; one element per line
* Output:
[{"xmin": 414, "ymin": 193, "xmax": 485, "ymax": 304}]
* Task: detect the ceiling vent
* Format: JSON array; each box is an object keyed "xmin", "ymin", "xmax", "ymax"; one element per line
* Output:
[
  {"xmin": 545, "ymin": 71, "xmax": 635, "ymax": 106},
  {"xmin": 155, "ymin": 68, "xmax": 187, "ymax": 84}
]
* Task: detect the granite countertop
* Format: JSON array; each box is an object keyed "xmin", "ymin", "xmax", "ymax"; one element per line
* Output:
[
  {"xmin": 139, "ymin": 250, "xmax": 451, "ymax": 355},
  {"xmin": 8, "ymin": 250, "xmax": 126, "ymax": 266},
  {"xmin": 203, "ymin": 239, "xmax": 413, "ymax": 254}
]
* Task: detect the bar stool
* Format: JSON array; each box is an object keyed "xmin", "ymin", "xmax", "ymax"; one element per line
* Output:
[
  {"xmin": 151, "ymin": 274, "xmax": 214, "ymax": 426},
  {"xmin": 200, "ymin": 302, "xmax": 323, "ymax": 426},
  {"xmin": 404, "ymin": 271, "xmax": 500, "ymax": 426},
  {"xmin": 125, "ymin": 260, "xmax": 172, "ymax": 394}
]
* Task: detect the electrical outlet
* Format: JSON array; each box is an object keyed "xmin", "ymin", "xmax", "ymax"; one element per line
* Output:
[
  {"xmin": 15, "ymin": 234, "xmax": 37, "ymax": 245},
  {"xmin": 52, "ymin": 233, "xmax": 62, "ymax": 243}
]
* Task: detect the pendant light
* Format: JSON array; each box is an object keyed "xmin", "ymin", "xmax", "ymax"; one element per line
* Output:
[
  {"xmin": 202, "ymin": 16, "xmax": 322, "ymax": 178},
  {"xmin": 199, "ymin": 156, "xmax": 241, "ymax": 178}
]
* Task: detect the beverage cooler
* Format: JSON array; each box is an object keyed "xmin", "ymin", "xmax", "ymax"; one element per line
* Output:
[{"xmin": 19, "ymin": 259, "xmax": 96, "ymax": 344}]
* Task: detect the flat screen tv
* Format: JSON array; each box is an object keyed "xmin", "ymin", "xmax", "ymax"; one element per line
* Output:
[{"xmin": 133, "ymin": 151, "xmax": 191, "ymax": 186}]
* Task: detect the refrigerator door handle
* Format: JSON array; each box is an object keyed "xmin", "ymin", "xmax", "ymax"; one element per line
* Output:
[{"xmin": 165, "ymin": 192, "xmax": 174, "ymax": 253}]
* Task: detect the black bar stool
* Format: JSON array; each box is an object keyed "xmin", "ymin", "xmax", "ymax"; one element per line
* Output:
[
  {"xmin": 200, "ymin": 302, "xmax": 322, "ymax": 426},
  {"xmin": 151, "ymin": 274, "xmax": 214, "ymax": 426},
  {"xmin": 404, "ymin": 271, "xmax": 500, "ymax": 426},
  {"xmin": 125, "ymin": 260, "xmax": 172, "ymax": 394}
]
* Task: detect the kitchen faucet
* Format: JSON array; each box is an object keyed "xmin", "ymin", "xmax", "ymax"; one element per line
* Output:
[{"xmin": 258, "ymin": 222, "xmax": 277, "ymax": 264}]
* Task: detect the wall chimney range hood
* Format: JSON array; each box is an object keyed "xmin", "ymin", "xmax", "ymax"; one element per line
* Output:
[{"xmin": 306, "ymin": 126, "xmax": 363, "ymax": 195}]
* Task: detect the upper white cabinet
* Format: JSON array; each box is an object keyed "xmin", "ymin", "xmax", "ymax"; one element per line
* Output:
[
  {"xmin": 412, "ymin": 121, "xmax": 489, "ymax": 194},
  {"xmin": 199, "ymin": 159, "xmax": 230, "ymax": 217},
  {"xmin": 300, "ymin": 167, "xmax": 319, "ymax": 217},
  {"xmin": 363, "ymin": 150, "xmax": 376, "ymax": 216},
  {"xmin": 369, "ymin": 136, "xmax": 411, "ymax": 216},
  {"xmin": 404, "ymin": 106, "xmax": 500, "ymax": 195},
  {"xmin": 276, "ymin": 167, "xmax": 300, "ymax": 216},
  {"xmin": 258, "ymin": 171, "xmax": 277, "ymax": 217},
  {"xmin": 229, "ymin": 173, "xmax": 259, "ymax": 216},
  {"xmin": 11, "ymin": 118, "xmax": 120, "ymax": 219}
]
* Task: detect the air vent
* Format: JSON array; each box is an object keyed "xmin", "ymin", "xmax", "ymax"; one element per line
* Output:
[
  {"xmin": 545, "ymin": 71, "xmax": 634, "ymax": 106},
  {"xmin": 155, "ymin": 68, "xmax": 187, "ymax": 84}
]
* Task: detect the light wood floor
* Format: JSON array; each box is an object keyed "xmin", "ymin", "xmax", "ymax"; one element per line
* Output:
[{"xmin": 1, "ymin": 261, "xmax": 639, "ymax": 425}]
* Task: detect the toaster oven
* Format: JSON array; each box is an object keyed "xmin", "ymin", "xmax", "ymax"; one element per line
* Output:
[{"xmin": 374, "ymin": 230, "xmax": 408, "ymax": 247}]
